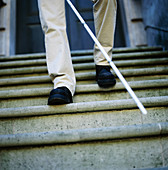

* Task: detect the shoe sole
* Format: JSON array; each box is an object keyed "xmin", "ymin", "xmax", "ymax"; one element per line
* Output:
[
  {"xmin": 97, "ymin": 78, "xmax": 116, "ymax": 88},
  {"xmin": 48, "ymin": 94, "xmax": 71, "ymax": 105}
]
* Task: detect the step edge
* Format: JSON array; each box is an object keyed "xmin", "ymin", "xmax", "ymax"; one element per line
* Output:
[
  {"xmin": 1, "ymin": 64, "xmax": 168, "ymax": 76},
  {"xmin": 0, "ymin": 122, "xmax": 167, "ymax": 147},
  {"xmin": 0, "ymin": 79, "xmax": 168, "ymax": 99},
  {"xmin": 1, "ymin": 57, "xmax": 168, "ymax": 70},
  {"xmin": 0, "ymin": 66, "xmax": 168, "ymax": 86},
  {"xmin": 0, "ymin": 96, "xmax": 168, "ymax": 118},
  {"xmin": 0, "ymin": 49, "xmax": 166, "ymax": 62}
]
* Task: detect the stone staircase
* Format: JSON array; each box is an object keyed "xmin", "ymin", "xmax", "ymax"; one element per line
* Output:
[{"xmin": 0, "ymin": 46, "xmax": 168, "ymax": 170}]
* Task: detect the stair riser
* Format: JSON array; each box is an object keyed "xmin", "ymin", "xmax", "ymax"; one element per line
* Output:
[
  {"xmin": 1, "ymin": 75, "xmax": 168, "ymax": 89},
  {"xmin": 0, "ymin": 136, "xmax": 167, "ymax": 170},
  {"xmin": 0, "ymin": 62, "xmax": 168, "ymax": 77},
  {"xmin": 0, "ymin": 47, "xmax": 164, "ymax": 62},
  {"xmin": 0, "ymin": 88, "xmax": 168, "ymax": 108},
  {"xmin": 1, "ymin": 57, "xmax": 168, "ymax": 70},
  {"xmin": 0, "ymin": 66, "xmax": 167, "ymax": 84},
  {"xmin": 0, "ymin": 65, "xmax": 168, "ymax": 80},
  {"xmin": 1, "ymin": 75, "xmax": 168, "ymax": 91},
  {"xmin": 0, "ymin": 107, "xmax": 167, "ymax": 135}
]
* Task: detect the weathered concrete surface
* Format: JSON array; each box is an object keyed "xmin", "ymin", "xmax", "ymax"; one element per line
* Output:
[
  {"xmin": 0, "ymin": 122, "xmax": 167, "ymax": 147},
  {"xmin": 1, "ymin": 57, "xmax": 168, "ymax": 70},
  {"xmin": 0, "ymin": 136, "xmax": 167, "ymax": 170},
  {"xmin": 0, "ymin": 96, "xmax": 168, "ymax": 118},
  {"xmin": 0, "ymin": 47, "xmax": 167, "ymax": 170},
  {"xmin": 1, "ymin": 75, "xmax": 168, "ymax": 91},
  {"xmin": 0, "ymin": 66, "xmax": 168, "ymax": 80},
  {"xmin": 0, "ymin": 47, "xmax": 163, "ymax": 62},
  {"xmin": 161, "ymin": 136, "xmax": 168, "ymax": 167},
  {"xmin": 0, "ymin": 107, "xmax": 167, "ymax": 135},
  {"xmin": 1, "ymin": 79, "xmax": 168, "ymax": 98},
  {"xmin": 0, "ymin": 87, "xmax": 168, "ymax": 108}
]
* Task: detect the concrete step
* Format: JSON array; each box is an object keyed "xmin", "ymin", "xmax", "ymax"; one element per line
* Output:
[
  {"xmin": 0, "ymin": 46, "xmax": 163, "ymax": 62},
  {"xmin": 0, "ymin": 96, "xmax": 167, "ymax": 134},
  {"xmin": 0, "ymin": 47, "xmax": 168, "ymax": 170},
  {"xmin": 0, "ymin": 66, "xmax": 168, "ymax": 87},
  {"xmin": 0, "ymin": 79, "xmax": 168, "ymax": 108},
  {"xmin": 0, "ymin": 58, "xmax": 168, "ymax": 77},
  {"xmin": 1, "ymin": 75, "xmax": 168, "ymax": 91},
  {"xmin": 1, "ymin": 79, "xmax": 168, "ymax": 99},
  {"xmin": 0, "ymin": 105, "xmax": 167, "ymax": 135},
  {"xmin": 1, "ymin": 121, "xmax": 167, "ymax": 147},
  {"xmin": 0, "ymin": 50, "xmax": 167, "ymax": 69},
  {"xmin": 0, "ymin": 122, "xmax": 167, "ymax": 170},
  {"xmin": 0, "ymin": 96, "xmax": 167, "ymax": 118}
]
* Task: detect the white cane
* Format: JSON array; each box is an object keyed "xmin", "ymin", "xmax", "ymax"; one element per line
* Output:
[{"xmin": 66, "ymin": 0, "xmax": 147, "ymax": 115}]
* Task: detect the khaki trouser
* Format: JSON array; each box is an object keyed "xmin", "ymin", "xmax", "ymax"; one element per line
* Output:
[{"xmin": 38, "ymin": 0, "xmax": 117, "ymax": 96}]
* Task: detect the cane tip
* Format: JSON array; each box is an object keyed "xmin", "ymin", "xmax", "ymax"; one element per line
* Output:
[{"xmin": 141, "ymin": 108, "xmax": 147, "ymax": 115}]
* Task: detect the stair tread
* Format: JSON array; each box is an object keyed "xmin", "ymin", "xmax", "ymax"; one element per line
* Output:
[
  {"xmin": 0, "ymin": 122, "xmax": 167, "ymax": 147},
  {"xmin": 0, "ymin": 66, "xmax": 168, "ymax": 85},
  {"xmin": 0, "ymin": 79, "xmax": 168, "ymax": 98},
  {"xmin": 1, "ymin": 57, "xmax": 168, "ymax": 70},
  {"xmin": 0, "ymin": 96, "xmax": 167, "ymax": 118},
  {"xmin": 0, "ymin": 47, "xmax": 163, "ymax": 62}
]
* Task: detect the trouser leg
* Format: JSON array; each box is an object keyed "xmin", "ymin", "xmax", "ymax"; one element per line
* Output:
[
  {"xmin": 93, "ymin": 0, "xmax": 117, "ymax": 65},
  {"xmin": 37, "ymin": 0, "xmax": 76, "ymax": 95}
]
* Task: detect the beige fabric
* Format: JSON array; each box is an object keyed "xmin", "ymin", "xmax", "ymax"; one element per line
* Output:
[
  {"xmin": 93, "ymin": 0, "xmax": 117, "ymax": 65},
  {"xmin": 38, "ymin": 0, "xmax": 117, "ymax": 96}
]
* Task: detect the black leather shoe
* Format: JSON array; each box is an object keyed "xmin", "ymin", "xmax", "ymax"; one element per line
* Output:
[
  {"xmin": 48, "ymin": 87, "xmax": 73, "ymax": 105},
  {"xmin": 96, "ymin": 65, "xmax": 116, "ymax": 88}
]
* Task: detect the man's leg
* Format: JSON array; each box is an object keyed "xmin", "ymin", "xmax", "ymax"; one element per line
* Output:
[
  {"xmin": 38, "ymin": 0, "xmax": 76, "ymax": 104},
  {"xmin": 93, "ymin": 0, "xmax": 117, "ymax": 87}
]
